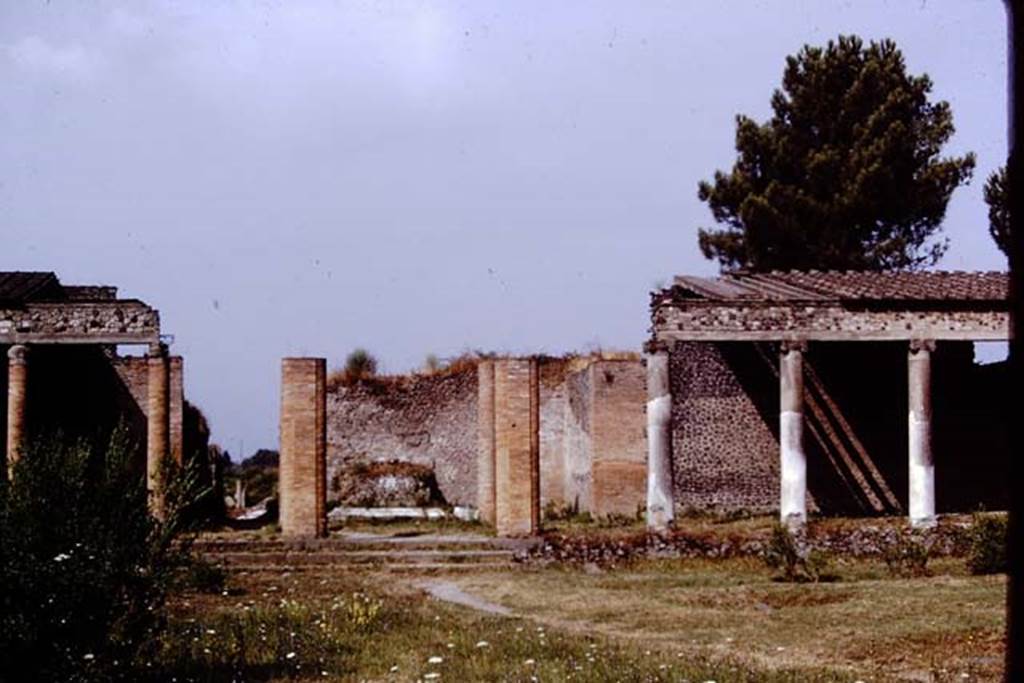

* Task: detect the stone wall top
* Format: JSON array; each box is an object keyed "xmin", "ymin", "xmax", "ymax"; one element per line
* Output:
[{"xmin": 0, "ymin": 300, "xmax": 159, "ymax": 345}]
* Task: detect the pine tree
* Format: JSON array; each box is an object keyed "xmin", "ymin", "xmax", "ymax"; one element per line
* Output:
[{"xmin": 698, "ymin": 35, "xmax": 975, "ymax": 272}]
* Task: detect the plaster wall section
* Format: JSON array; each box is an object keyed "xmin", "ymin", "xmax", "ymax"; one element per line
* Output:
[
  {"xmin": 588, "ymin": 360, "xmax": 647, "ymax": 517},
  {"xmin": 562, "ymin": 366, "xmax": 593, "ymax": 512}
]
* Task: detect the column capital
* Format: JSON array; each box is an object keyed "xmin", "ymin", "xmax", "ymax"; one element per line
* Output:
[
  {"xmin": 7, "ymin": 344, "xmax": 28, "ymax": 363},
  {"xmin": 643, "ymin": 339, "xmax": 670, "ymax": 355},
  {"xmin": 909, "ymin": 339, "xmax": 936, "ymax": 354},
  {"xmin": 780, "ymin": 339, "xmax": 808, "ymax": 354},
  {"xmin": 148, "ymin": 341, "xmax": 169, "ymax": 358}
]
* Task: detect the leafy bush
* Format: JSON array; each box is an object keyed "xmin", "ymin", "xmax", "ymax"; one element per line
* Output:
[
  {"xmin": 966, "ymin": 513, "xmax": 1008, "ymax": 575},
  {"xmin": 763, "ymin": 523, "xmax": 830, "ymax": 583},
  {"xmin": 882, "ymin": 527, "xmax": 934, "ymax": 578},
  {"xmin": 0, "ymin": 433, "xmax": 203, "ymax": 681}
]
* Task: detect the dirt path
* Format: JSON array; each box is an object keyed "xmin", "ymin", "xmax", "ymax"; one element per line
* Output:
[{"xmin": 415, "ymin": 579, "xmax": 514, "ymax": 616}]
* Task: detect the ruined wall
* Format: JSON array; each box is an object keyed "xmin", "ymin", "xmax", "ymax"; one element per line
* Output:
[
  {"xmin": 325, "ymin": 355, "xmax": 646, "ymax": 515},
  {"xmin": 327, "ymin": 369, "xmax": 479, "ymax": 506}
]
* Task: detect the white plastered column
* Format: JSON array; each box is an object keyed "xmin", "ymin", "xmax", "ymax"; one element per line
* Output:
[
  {"xmin": 779, "ymin": 341, "xmax": 807, "ymax": 528},
  {"xmin": 908, "ymin": 339, "xmax": 936, "ymax": 527},
  {"xmin": 645, "ymin": 347, "xmax": 674, "ymax": 530}
]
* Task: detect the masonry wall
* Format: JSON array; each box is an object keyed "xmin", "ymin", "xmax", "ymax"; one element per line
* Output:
[
  {"xmin": 327, "ymin": 369, "xmax": 479, "ymax": 506},
  {"xmin": 112, "ymin": 354, "xmax": 186, "ymax": 462},
  {"xmin": 325, "ymin": 356, "xmax": 646, "ymax": 516}
]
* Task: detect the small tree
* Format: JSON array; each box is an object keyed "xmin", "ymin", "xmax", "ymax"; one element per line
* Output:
[
  {"xmin": 698, "ymin": 35, "xmax": 975, "ymax": 272},
  {"xmin": 984, "ymin": 165, "xmax": 1010, "ymax": 257},
  {"xmin": 0, "ymin": 432, "xmax": 205, "ymax": 680},
  {"xmin": 344, "ymin": 348, "xmax": 378, "ymax": 383}
]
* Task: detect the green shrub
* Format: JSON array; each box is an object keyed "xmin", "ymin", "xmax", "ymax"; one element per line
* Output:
[
  {"xmin": 763, "ymin": 523, "xmax": 830, "ymax": 582},
  {"xmin": 882, "ymin": 528, "xmax": 933, "ymax": 578},
  {"xmin": 966, "ymin": 513, "xmax": 1008, "ymax": 575},
  {"xmin": 0, "ymin": 432, "xmax": 204, "ymax": 681}
]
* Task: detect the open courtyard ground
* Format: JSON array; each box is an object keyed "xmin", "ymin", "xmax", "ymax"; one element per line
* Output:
[{"xmin": 165, "ymin": 516, "xmax": 1005, "ymax": 682}]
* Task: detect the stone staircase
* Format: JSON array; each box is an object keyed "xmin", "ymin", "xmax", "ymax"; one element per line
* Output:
[{"xmin": 195, "ymin": 531, "xmax": 539, "ymax": 574}]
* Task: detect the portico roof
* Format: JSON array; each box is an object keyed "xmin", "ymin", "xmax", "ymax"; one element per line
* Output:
[{"xmin": 651, "ymin": 271, "xmax": 1010, "ymax": 343}]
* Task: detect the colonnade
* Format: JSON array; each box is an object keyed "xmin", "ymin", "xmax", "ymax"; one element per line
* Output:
[
  {"xmin": 645, "ymin": 340, "xmax": 939, "ymax": 530},
  {"xmin": 4, "ymin": 342, "xmax": 173, "ymax": 516}
]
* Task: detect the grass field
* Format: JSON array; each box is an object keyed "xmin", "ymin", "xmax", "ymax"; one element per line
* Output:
[{"xmin": 159, "ymin": 518, "xmax": 1006, "ymax": 682}]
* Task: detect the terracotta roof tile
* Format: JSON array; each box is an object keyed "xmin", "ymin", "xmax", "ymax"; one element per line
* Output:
[{"xmin": 671, "ymin": 271, "xmax": 1008, "ymax": 302}]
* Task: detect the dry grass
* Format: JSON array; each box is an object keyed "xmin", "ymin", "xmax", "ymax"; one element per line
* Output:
[{"xmin": 453, "ymin": 556, "xmax": 1006, "ymax": 681}]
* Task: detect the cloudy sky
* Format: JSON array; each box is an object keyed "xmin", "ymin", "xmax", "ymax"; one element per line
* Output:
[{"xmin": 0, "ymin": 1, "xmax": 1009, "ymax": 457}]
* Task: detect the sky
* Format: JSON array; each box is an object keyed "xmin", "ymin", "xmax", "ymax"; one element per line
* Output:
[{"xmin": 0, "ymin": 1, "xmax": 1010, "ymax": 458}]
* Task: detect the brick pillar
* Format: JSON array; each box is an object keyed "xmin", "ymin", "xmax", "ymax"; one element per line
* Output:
[
  {"xmin": 280, "ymin": 357, "xmax": 327, "ymax": 538},
  {"xmin": 779, "ymin": 341, "xmax": 807, "ymax": 528},
  {"xmin": 645, "ymin": 349, "xmax": 674, "ymax": 530},
  {"xmin": 169, "ymin": 356, "xmax": 184, "ymax": 464},
  {"xmin": 477, "ymin": 359, "xmax": 497, "ymax": 524},
  {"xmin": 147, "ymin": 343, "xmax": 170, "ymax": 516},
  {"xmin": 908, "ymin": 340, "xmax": 936, "ymax": 528},
  {"xmin": 494, "ymin": 358, "xmax": 540, "ymax": 536},
  {"xmin": 6, "ymin": 345, "xmax": 29, "ymax": 475}
]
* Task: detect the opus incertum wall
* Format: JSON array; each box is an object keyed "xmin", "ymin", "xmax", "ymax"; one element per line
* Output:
[{"xmin": 280, "ymin": 358, "xmax": 327, "ymax": 538}]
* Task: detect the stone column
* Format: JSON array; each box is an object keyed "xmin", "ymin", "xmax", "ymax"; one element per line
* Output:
[
  {"xmin": 493, "ymin": 358, "xmax": 540, "ymax": 536},
  {"xmin": 645, "ymin": 348, "xmax": 674, "ymax": 530},
  {"xmin": 279, "ymin": 357, "xmax": 327, "ymax": 538},
  {"xmin": 476, "ymin": 359, "xmax": 497, "ymax": 524},
  {"xmin": 6, "ymin": 345, "xmax": 29, "ymax": 474},
  {"xmin": 908, "ymin": 340, "xmax": 936, "ymax": 527},
  {"xmin": 147, "ymin": 343, "xmax": 170, "ymax": 516},
  {"xmin": 779, "ymin": 341, "xmax": 807, "ymax": 528}
]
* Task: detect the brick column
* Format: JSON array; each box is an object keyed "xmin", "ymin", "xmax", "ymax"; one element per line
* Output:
[
  {"xmin": 476, "ymin": 359, "xmax": 497, "ymax": 524},
  {"xmin": 908, "ymin": 340, "xmax": 936, "ymax": 527},
  {"xmin": 280, "ymin": 357, "xmax": 327, "ymax": 538},
  {"xmin": 6, "ymin": 345, "xmax": 29, "ymax": 474},
  {"xmin": 493, "ymin": 358, "xmax": 540, "ymax": 536},
  {"xmin": 779, "ymin": 341, "xmax": 807, "ymax": 528},
  {"xmin": 169, "ymin": 356, "xmax": 184, "ymax": 464},
  {"xmin": 147, "ymin": 343, "xmax": 170, "ymax": 516},
  {"xmin": 645, "ymin": 348, "xmax": 674, "ymax": 530}
]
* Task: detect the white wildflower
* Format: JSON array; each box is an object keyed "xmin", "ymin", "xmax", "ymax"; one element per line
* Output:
[
  {"xmin": 286, "ymin": 652, "xmax": 297, "ymax": 660},
  {"xmin": 475, "ymin": 641, "xmax": 489, "ymax": 648},
  {"xmin": 427, "ymin": 656, "xmax": 443, "ymax": 664},
  {"xmin": 424, "ymin": 673, "xmax": 441, "ymax": 680},
  {"xmin": 83, "ymin": 653, "xmax": 95, "ymax": 661},
  {"xmin": 524, "ymin": 658, "xmax": 535, "ymax": 665},
  {"xmin": 390, "ymin": 665, "xmax": 399, "ymax": 672},
  {"xmin": 53, "ymin": 553, "xmax": 71, "ymax": 563}
]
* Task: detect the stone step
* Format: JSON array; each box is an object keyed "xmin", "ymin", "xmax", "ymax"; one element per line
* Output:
[
  {"xmin": 222, "ymin": 562, "xmax": 516, "ymax": 574},
  {"xmin": 204, "ymin": 549, "xmax": 515, "ymax": 565},
  {"xmin": 194, "ymin": 533, "xmax": 536, "ymax": 554}
]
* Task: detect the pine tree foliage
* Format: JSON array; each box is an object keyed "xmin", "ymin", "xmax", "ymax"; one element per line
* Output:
[
  {"xmin": 698, "ymin": 35, "xmax": 976, "ymax": 272},
  {"xmin": 984, "ymin": 165, "xmax": 1009, "ymax": 257}
]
